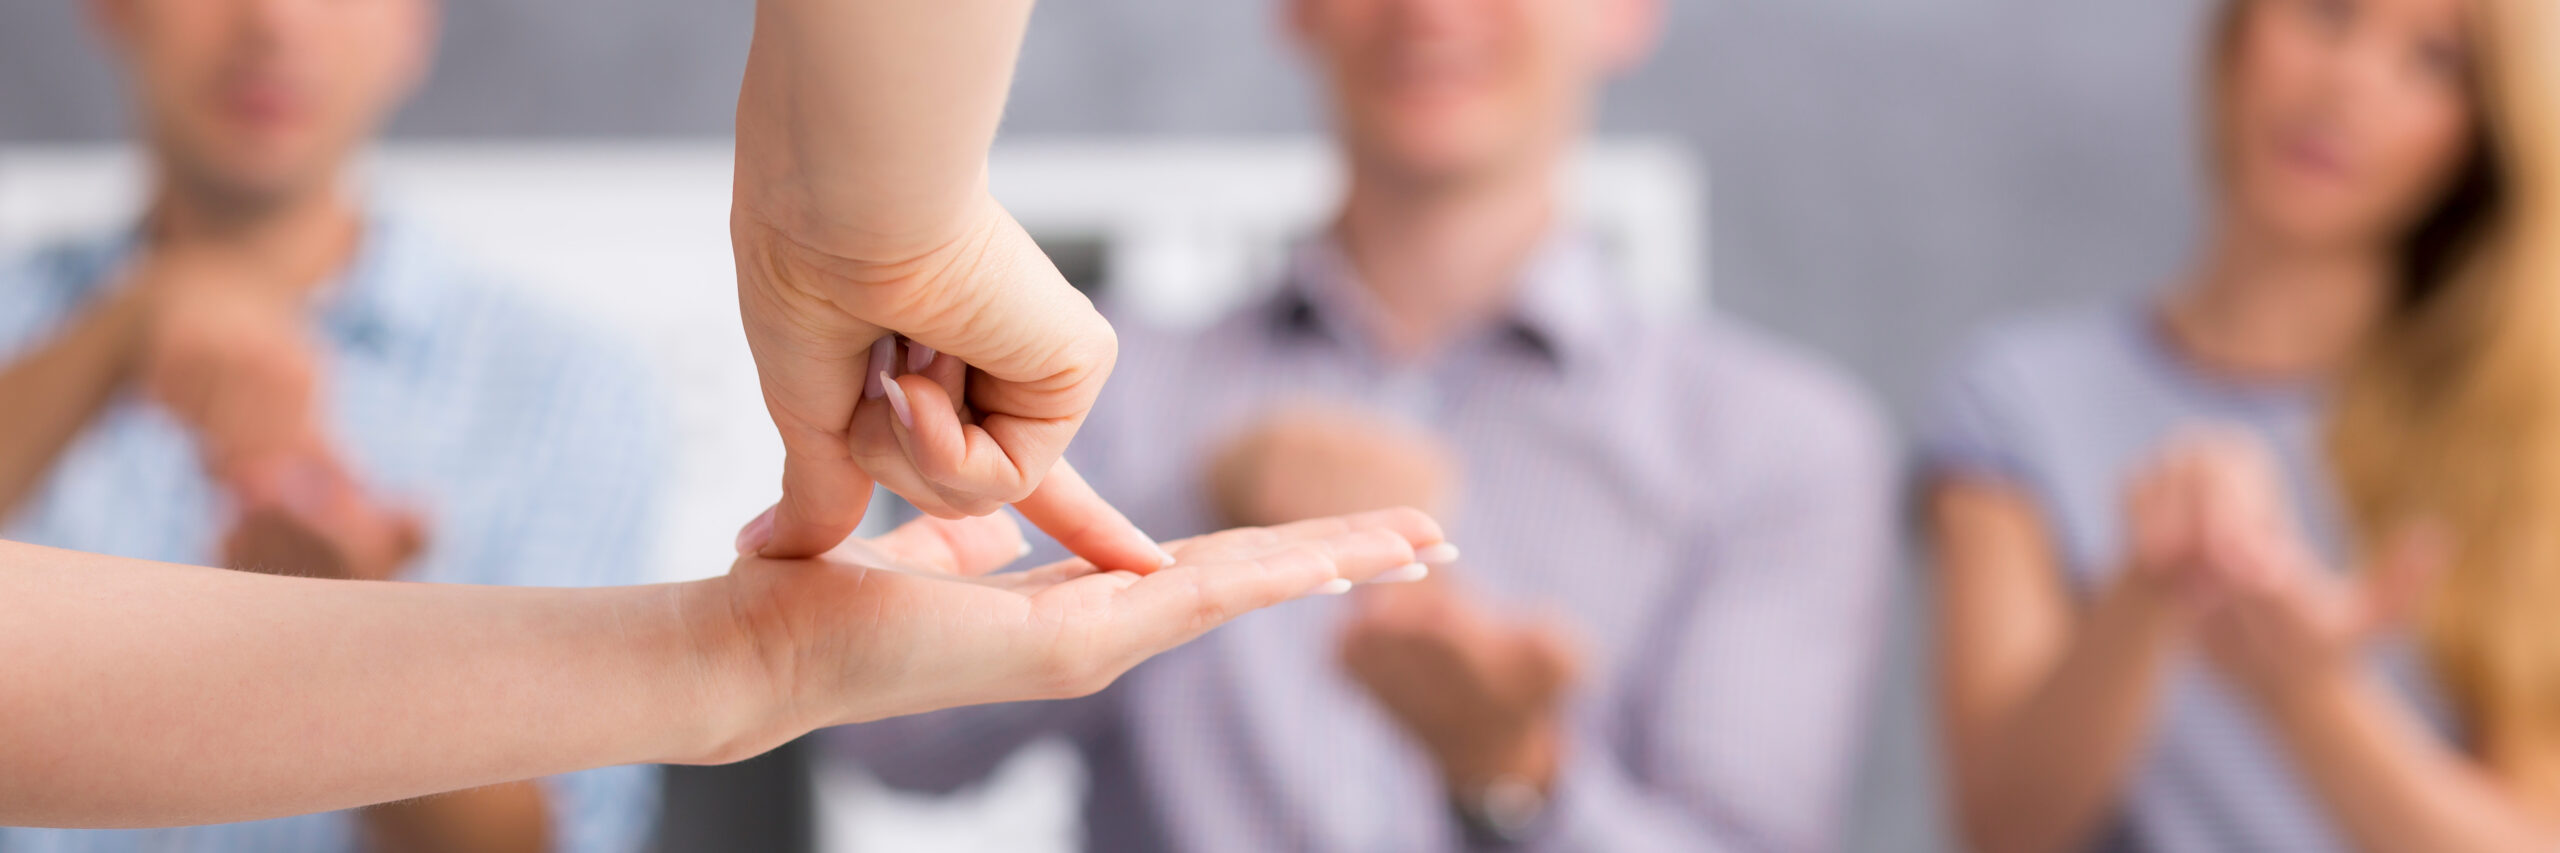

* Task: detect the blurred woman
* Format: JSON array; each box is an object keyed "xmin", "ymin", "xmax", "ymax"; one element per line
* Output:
[{"xmin": 1927, "ymin": 0, "xmax": 2560, "ymax": 850}]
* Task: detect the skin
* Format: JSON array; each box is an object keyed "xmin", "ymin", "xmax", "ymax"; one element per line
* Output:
[
  {"xmin": 1184, "ymin": 0, "xmax": 1654, "ymax": 799},
  {"xmin": 1286, "ymin": 0, "xmax": 1658, "ymax": 358},
  {"xmin": 0, "ymin": 0, "xmax": 1455, "ymax": 829},
  {"xmin": 1935, "ymin": 1, "xmax": 2560, "ymax": 850},
  {"xmin": 728, "ymin": 0, "xmax": 1169, "ymax": 572},
  {"xmin": 0, "ymin": 507, "xmax": 1444, "ymax": 828}
]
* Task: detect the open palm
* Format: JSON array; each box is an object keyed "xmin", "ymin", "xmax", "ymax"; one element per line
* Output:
[{"xmin": 717, "ymin": 506, "xmax": 1445, "ymax": 733}]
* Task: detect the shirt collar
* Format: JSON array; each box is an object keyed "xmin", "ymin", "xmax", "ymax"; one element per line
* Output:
[{"xmin": 1269, "ymin": 229, "xmax": 1623, "ymax": 371}]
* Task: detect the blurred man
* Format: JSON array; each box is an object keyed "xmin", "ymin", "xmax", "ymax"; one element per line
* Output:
[
  {"xmin": 0, "ymin": 1, "xmax": 662, "ymax": 851},
  {"xmin": 831, "ymin": 0, "xmax": 1895, "ymax": 849}
]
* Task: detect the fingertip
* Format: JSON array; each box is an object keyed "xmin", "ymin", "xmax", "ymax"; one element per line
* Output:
[{"xmin": 879, "ymin": 371, "xmax": 916, "ymax": 431}]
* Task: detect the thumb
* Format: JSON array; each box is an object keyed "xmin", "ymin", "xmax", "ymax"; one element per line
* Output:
[
  {"xmin": 751, "ymin": 449, "xmax": 878, "ymax": 558},
  {"xmin": 2352, "ymin": 521, "xmax": 2453, "ymax": 639}
]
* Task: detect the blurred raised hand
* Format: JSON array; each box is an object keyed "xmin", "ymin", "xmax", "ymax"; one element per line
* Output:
[
  {"xmin": 728, "ymin": 0, "xmax": 1163, "ymax": 573},
  {"xmin": 135, "ymin": 246, "xmax": 423, "ymax": 582},
  {"xmin": 1207, "ymin": 406, "xmax": 1461, "ymax": 529},
  {"xmin": 1339, "ymin": 571, "xmax": 1581, "ymax": 793},
  {"xmin": 2140, "ymin": 432, "xmax": 2446, "ymax": 698}
]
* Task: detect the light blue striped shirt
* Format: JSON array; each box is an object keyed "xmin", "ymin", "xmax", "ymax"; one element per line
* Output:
[{"xmin": 0, "ymin": 217, "xmax": 668, "ymax": 853}]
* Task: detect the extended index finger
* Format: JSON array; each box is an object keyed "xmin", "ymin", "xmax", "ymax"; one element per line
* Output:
[{"xmin": 1012, "ymin": 460, "xmax": 1172, "ymax": 575}]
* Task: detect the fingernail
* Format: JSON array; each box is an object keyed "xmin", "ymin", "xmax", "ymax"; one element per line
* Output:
[
  {"xmin": 1151, "ymin": 539, "xmax": 1178, "ymax": 569},
  {"xmin": 863, "ymin": 337, "xmax": 896, "ymax": 400},
  {"xmin": 735, "ymin": 504, "xmax": 777, "ymax": 555},
  {"xmin": 1017, "ymin": 538, "xmax": 1034, "ymax": 560},
  {"xmin": 907, "ymin": 340, "xmax": 938, "ymax": 373},
  {"xmin": 1370, "ymin": 563, "xmax": 1430, "ymax": 584},
  {"xmin": 1315, "ymin": 578, "xmax": 1355, "ymax": 596},
  {"xmin": 879, "ymin": 371, "xmax": 915, "ymax": 430},
  {"xmin": 1415, "ymin": 543, "xmax": 1461, "ymax": 565}
]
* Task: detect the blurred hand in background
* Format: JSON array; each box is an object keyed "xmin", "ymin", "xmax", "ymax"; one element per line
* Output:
[
  {"xmin": 1206, "ymin": 406, "xmax": 1460, "ymax": 528},
  {"xmin": 132, "ymin": 248, "xmax": 423, "ymax": 582},
  {"xmin": 2131, "ymin": 432, "xmax": 2442, "ymax": 700},
  {"xmin": 1340, "ymin": 572, "xmax": 1583, "ymax": 793}
]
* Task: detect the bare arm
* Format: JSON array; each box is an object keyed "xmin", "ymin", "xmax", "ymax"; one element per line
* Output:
[
  {"xmin": 0, "ymin": 286, "xmax": 149, "ymax": 518},
  {"xmin": 0, "ymin": 509, "xmax": 1442, "ymax": 828},
  {"xmin": 1933, "ymin": 481, "xmax": 2184, "ymax": 853},
  {"xmin": 2254, "ymin": 665, "xmax": 2560, "ymax": 852},
  {"xmin": 0, "ymin": 542, "xmax": 742, "ymax": 828}
]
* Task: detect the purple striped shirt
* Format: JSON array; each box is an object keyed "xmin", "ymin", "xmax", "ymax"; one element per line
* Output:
[{"xmin": 831, "ymin": 233, "xmax": 1896, "ymax": 852}]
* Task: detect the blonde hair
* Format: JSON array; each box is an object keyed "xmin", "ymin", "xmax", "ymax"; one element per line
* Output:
[{"xmin": 2218, "ymin": 0, "xmax": 2560, "ymax": 797}]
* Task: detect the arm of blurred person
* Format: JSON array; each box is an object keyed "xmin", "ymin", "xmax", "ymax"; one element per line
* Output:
[
  {"xmin": 2175, "ymin": 437, "xmax": 2560, "ymax": 852},
  {"xmin": 1931, "ymin": 460, "xmax": 2207, "ymax": 853},
  {"xmin": 728, "ymin": 0, "xmax": 1163, "ymax": 572},
  {"xmin": 361, "ymin": 783, "xmax": 550, "ymax": 853},
  {"xmin": 0, "ymin": 507, "xmax": 1442, "ymax": 828},
  {"xmin": 0, "ymin": 282, "xmax": 151, "ymax": 519},
  {"xmin": 1511, "ymin": 406, "xmax": 1896, "ymax": 853}
]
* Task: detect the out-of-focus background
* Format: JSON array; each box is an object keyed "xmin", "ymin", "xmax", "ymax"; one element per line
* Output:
[{"xmin": 0, "ymin": 2, "xmax": 2224, "ymax": 851}]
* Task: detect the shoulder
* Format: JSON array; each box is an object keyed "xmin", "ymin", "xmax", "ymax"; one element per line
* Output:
[
  {"xmin": 1940, "ymin": 301, "xmax": 2142, "ymax": 405},
  {"xmin": 0, "ymin": 232, "xmax": 130, "ymax": 351}
]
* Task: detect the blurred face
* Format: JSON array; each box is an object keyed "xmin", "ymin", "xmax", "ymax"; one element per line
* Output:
[
  {"xmin": 1290, "ymin": 0, "xmax": 1655, "ymax": 190},
  {"xmin": 2218, "ymin": 0, "xmax": 2479, "ymax": 251},
  {"xmin": 93, "ymin": 0, "xmax": 433, "ymax": 208}
]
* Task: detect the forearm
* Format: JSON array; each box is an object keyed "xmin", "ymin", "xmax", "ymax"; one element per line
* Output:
[
  {"xmin": 0, "ymin": 541, "xmax": 771, "ymax": 828},
  {"xmin": 361, "ymin": 781, "xmax": 550, "ymax": 853},
  {"xmin": 0, "ymin": 286, "xmax": 149, "ymax": 517},
  {"xmin": 1954, "ymin": 573, "xmax": 2186, "ymax": 853},
  {"xmin": 734, "ymin": 0, "xmax": 1033, "ymax": 256},
  {"xmin": 2261, "ymin": 665, "xmax": 2560, "ymax": 853}
]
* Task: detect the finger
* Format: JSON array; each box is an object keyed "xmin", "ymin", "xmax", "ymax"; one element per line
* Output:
[
  {"xmin": 758, "ymin": 440, "xmax": 878, "ymax": 558},
  {"xmin": 1099, "ymin": 546, "xmax": 1340, "ymax": 658},
  {"xmin": 1013, "ymin": 459, "xmax": 1174, "ymax": 576},
  {"xmin": 858, "ymin": 513, "xmax": 1029, "ymax": 576},
  {"xmin": 738, "ymin": 278, "xmax": 885, "ymax": 557},
  {"xmin": 880, "ymin": 373, "xmax": 992, "ymax": 508},
  {"xmin": 920, "ymin": 344, "xmax": 969, "ymax": 421}
]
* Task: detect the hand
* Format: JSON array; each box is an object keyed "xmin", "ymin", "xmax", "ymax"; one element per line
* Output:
[
  {"xmin": 1339, "ymin": 574, "xmax": 1581, "ymax": 792},
  {"xmin": 710, "ymin": 506, "xmax": 1446, "ymax": 740},
  {"xmin": 1207, "ymin": 407, "xmax": 1460, "ymax": 529},
  {"xmin": 131, "ymin": 254, "xmax": 330, "ymax": 482},
  {"xmin": 220, "ymin": 451, "xmax": 426, "ymax": 582},
  {"xmin": 2121, "ymin": 429, "xmax": 2301, "ymax": 617},
  {"xmin": 2131, "ymin": 431, "xmax": 2445, "ymax": 697}
]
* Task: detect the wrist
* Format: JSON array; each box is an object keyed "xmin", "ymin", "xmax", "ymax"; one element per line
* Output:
[
  {"xmin": 1446, "ymin": 724, "xmax": 1565, "ymax": 847},
  {"xmin": 1442, "ymin": 720, "xmax": 1565, "ymax": 795},
  {"xmin": 661, "ymin": 577, "xmax": 803, "ymax": 765}
]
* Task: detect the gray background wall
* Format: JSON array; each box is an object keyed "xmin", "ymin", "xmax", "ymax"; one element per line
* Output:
[
  {"xmin": 0, "ymin": 2, "xmax": 2229, "ymax": 850},
  {"xmin": 0, "ymin": 0, "xmax": 2223, "ymax": 417}
]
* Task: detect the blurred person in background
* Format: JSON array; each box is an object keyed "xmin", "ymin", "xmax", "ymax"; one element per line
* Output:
[
  {"xmin": 830, "ymin": 0, "xmax": 1897, "ymax": 849},
  {"xmin": 0, "ymin": 0, "xmax": 664, "ymax": 850},
  {"xmin": 1928, "ymin": 0, "xmax": 2560, "ymax": 850}
]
